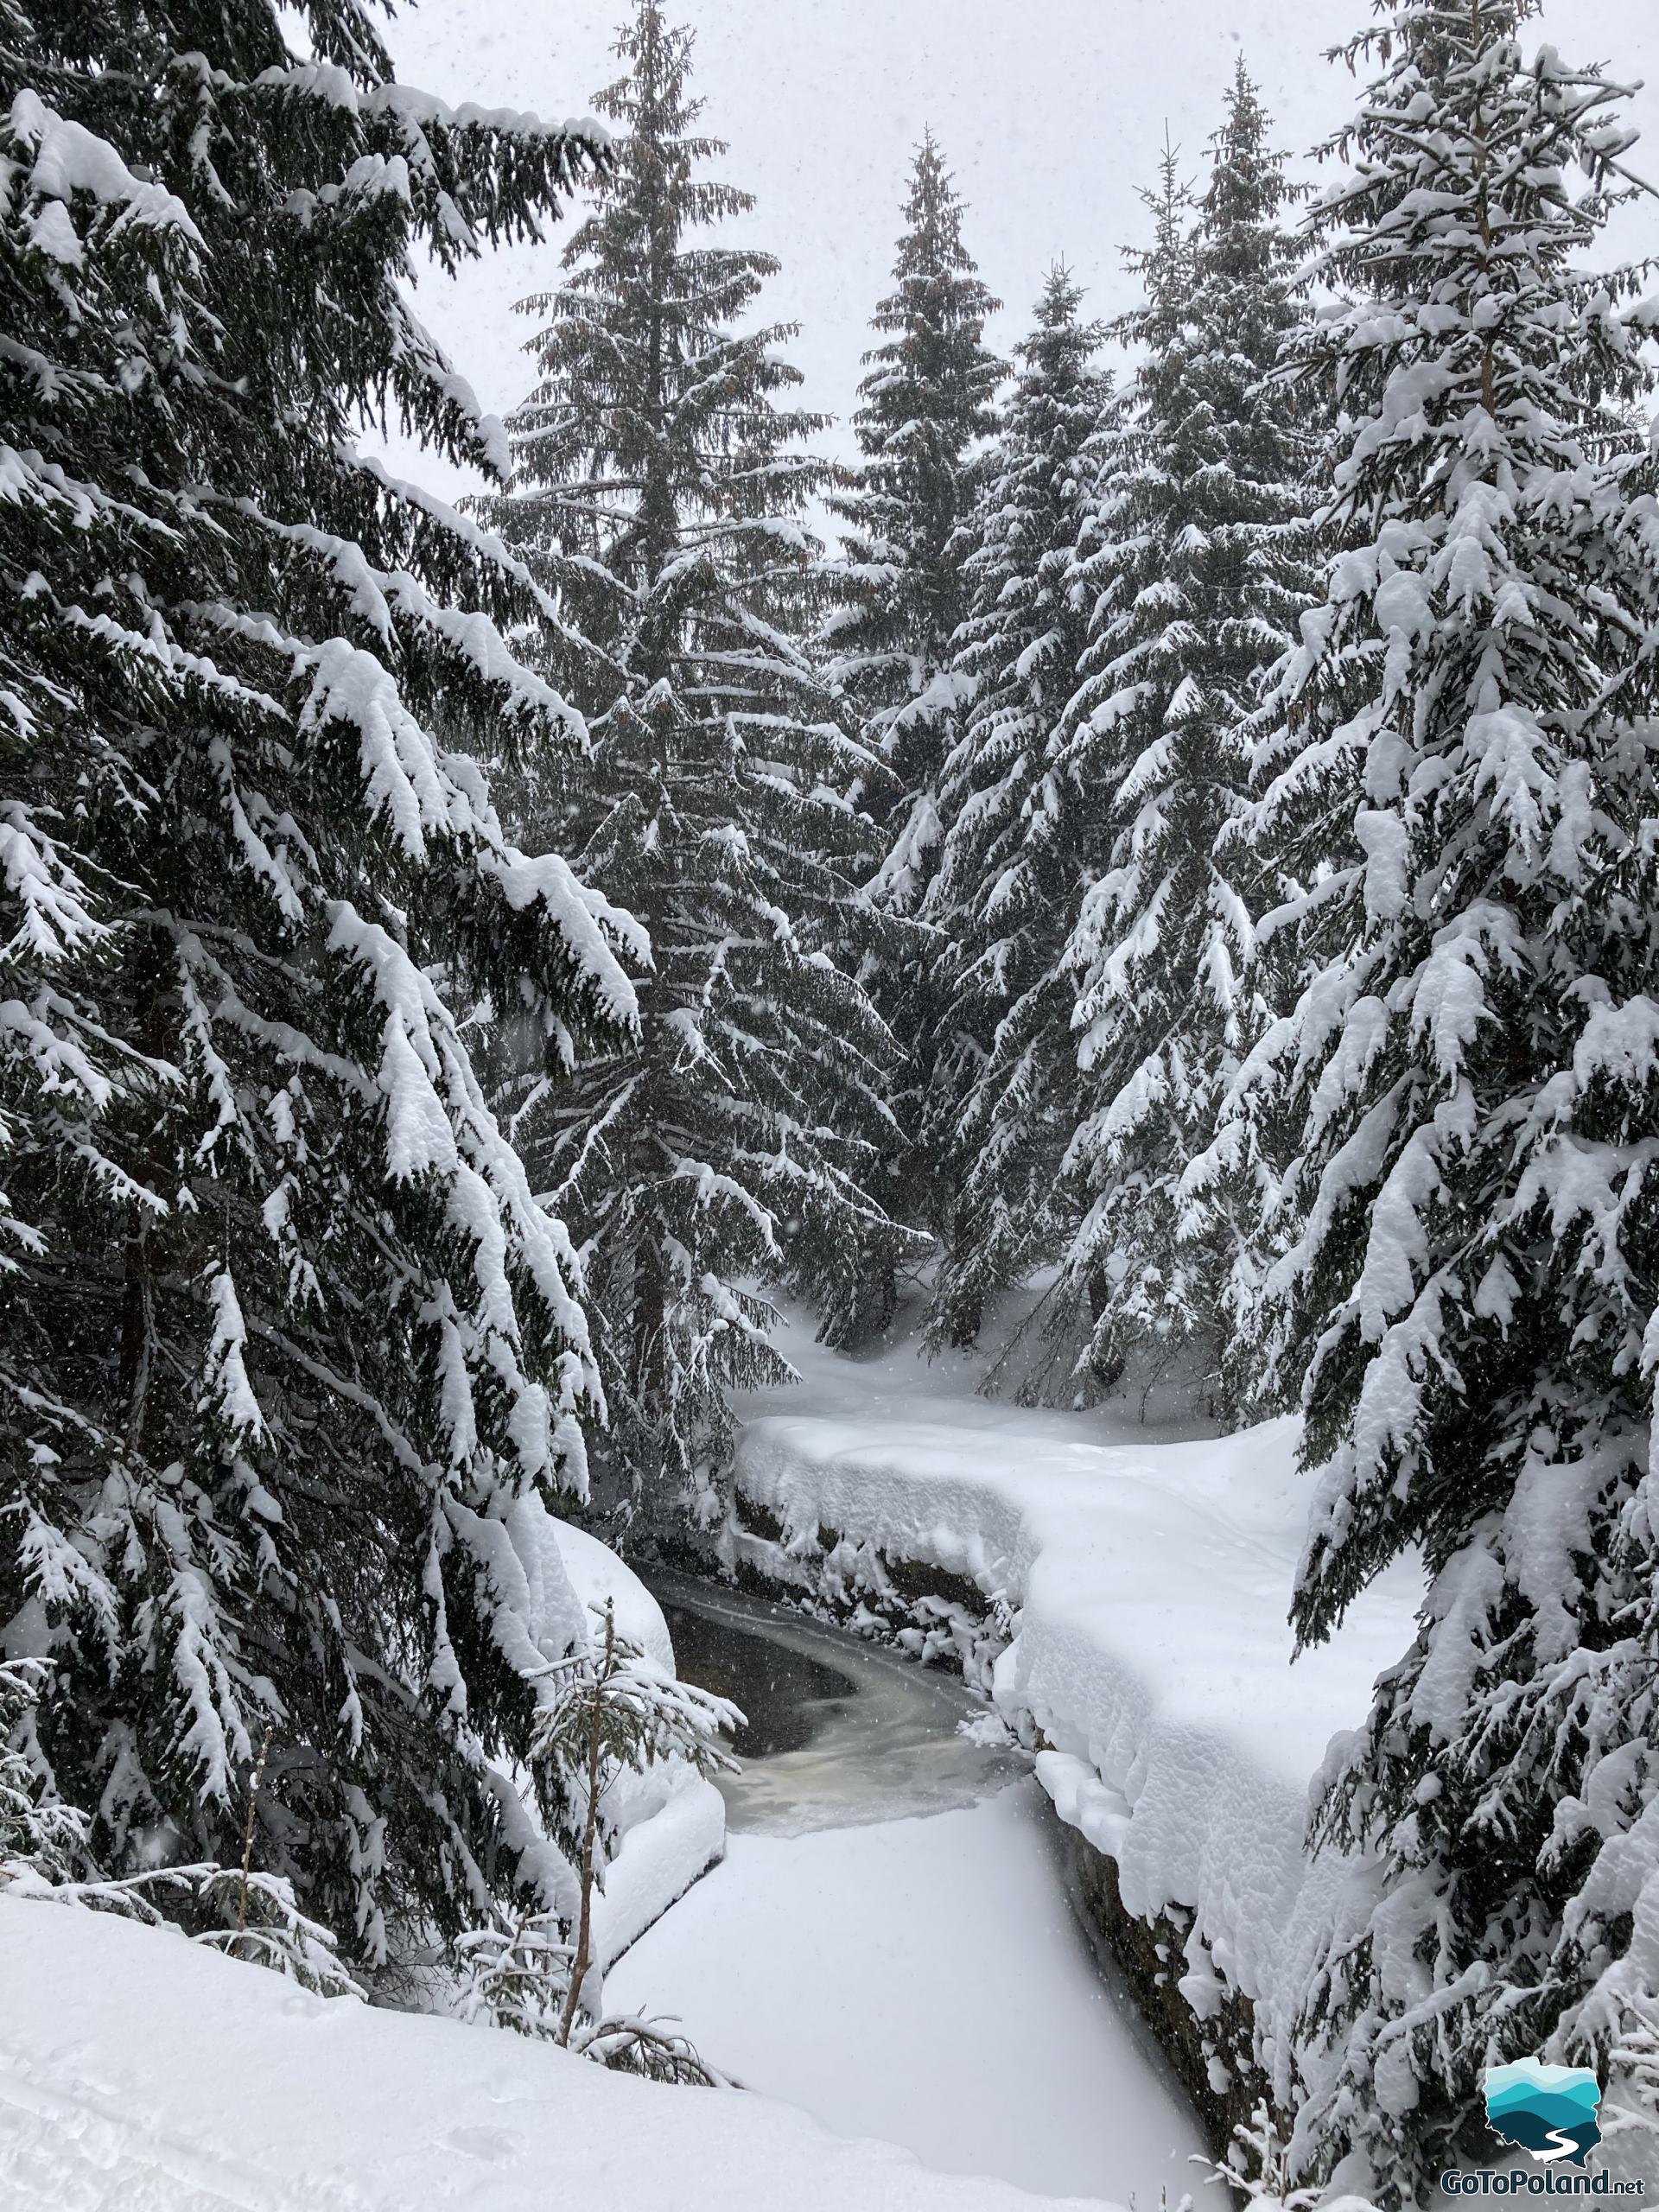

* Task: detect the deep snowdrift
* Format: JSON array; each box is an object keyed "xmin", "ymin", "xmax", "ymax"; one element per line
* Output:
[
  {"xmin": 0, "ymin": 1898, "xmax": 1121, "ymax": 2211},
  {"xmin": 726, "ymin": 1310, "xmax": 1423, "ymax": 2114},
  {"xmin": 610, "ymin": 1774, "xmax": 1226, "ymax": 2206}
]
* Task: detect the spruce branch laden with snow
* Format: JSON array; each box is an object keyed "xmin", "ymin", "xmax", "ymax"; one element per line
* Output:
[
  {"xmin": 1, "ymin": 1661, "xmax": 359, "ymax": 1998},
  {"xmin": 1225, "ymin": 3, "xmax": 1659, "ymax": 2193},
  {"xmin": 0, "ymin": 0, "xmax": 639, "ymax": 1964},
  {"xmin": 0, "ymin": 1658, "xmax": 90, "ymax": 1887}
]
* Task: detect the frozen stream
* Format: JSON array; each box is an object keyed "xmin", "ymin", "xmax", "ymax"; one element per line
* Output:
[{"xmin": 609, "ymin": 1573, "xmax": 1227, "ymax": 2209}]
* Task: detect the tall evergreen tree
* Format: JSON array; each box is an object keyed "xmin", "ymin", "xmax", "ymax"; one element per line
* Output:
[
  {"xmin": 923, "ymin": 268, "xmax": 1112, "ymax": 1352},
  {"xmin": 824, "ymin": 136, "xmax": 1003, "ymax": 1296},
  {"xmin": 1049, "ymin": 84, "xmax": 1318, "ymax": 1410},
  {"xmin": 484, "ymin": 2, "xmax": 914, "ymax": 1535},
  {"xmin": 1230, "ymin": 7, "xmax": 1659, "ymax": 2194},
  {"xmin": 0, "ymin": 1, "xmax": 636, "ymax": 1964}
]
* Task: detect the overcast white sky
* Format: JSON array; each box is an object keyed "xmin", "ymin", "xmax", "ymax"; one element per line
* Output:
[{"xmin": 374, "ymin": 0, "xmax": 1659, "ymax": 504}]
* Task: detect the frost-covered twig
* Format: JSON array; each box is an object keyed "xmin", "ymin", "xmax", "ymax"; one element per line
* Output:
[
  {"xmin": 571, "ymin": 2010, "xmax": 735, "ymax": 2088},
  {"xmin": 0, "ymin": 1660, "xmax": 92, "ymax": 1887},
  {"xmin": 1211, "ymin": 2101, "xmax": 1356, "ymax": 2211},
  {"xmin": 3, "ymin": 1664, "xmax": 356, "ymax": 2000}
]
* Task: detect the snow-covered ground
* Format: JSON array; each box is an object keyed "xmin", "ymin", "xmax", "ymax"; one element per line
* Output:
[
  {"xmin": 0, "ymin": 1898, "xmax": 1122, "ymax": 2211},
  {"xmin": 726, "ymin": 1303, "xmax": 1425, "ymax": 2114},
  {"xmin": 609, "ymin": 1775, "xmax": 1226, "ymax": 2207},
  {"xmin": 0, "ymin": 1496, "xmax": 1216, "ymax": 2212}
]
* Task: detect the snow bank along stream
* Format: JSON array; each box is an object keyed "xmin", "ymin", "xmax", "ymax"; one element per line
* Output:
[
  {"xmin": 611, "ymin": 1570, "xmax": 1225, "ymax": 2208},
  {"xmin": 706, "ymin": 1308, "xmax": 1426, "ymax": 2168}
]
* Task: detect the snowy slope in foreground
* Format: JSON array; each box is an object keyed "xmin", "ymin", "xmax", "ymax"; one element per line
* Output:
[
  {"xmin": 0, "ymin": 1900, "xmax": 1117, "ymax": 2211},
  {"xmin": 728, "ymin": 1313, "xmax": 1423, "ymax": 2106}
]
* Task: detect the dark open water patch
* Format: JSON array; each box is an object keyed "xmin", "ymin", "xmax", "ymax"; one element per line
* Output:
[
  {"xmin": 647, "ymin": 1567, "xmax": 1027, "ymax": 1833},
  {"xmin": 658, "ymin": 1600, "xmax": 857, "ymax": 1758}
]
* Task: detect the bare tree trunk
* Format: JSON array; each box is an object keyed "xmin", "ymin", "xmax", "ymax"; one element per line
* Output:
[
  {"xmin": 119, "ymin": 1210, "xmax": 155, "ymax": 1454},
  {"xmin": 631, "ymin": 1231, "xmax": 667, "ymax": 1415},
  {"xmin": 235, "ymin": 1725, "xmax": 274, "ymax": 1949},
  {"xmin": 945, "ymin": 1212, "xmax": 981, "ymax": 1350}
]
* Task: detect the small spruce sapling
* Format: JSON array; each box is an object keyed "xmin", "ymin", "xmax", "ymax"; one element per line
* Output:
[
  {"xmin": 1215, "ymin": 2103, "xmax": 1325, "ymax": 2210},
  {"xmin": 458, "ymin": 1599, "xmax": 741, "ymax": 2085},
  {"xmin": 533, "ymin": 1599, "xmax": 739, "ymax": 2044}
]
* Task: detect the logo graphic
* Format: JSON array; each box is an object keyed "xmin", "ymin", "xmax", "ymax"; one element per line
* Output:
[{"xmin": 1483, "ymin": 2058, "xmax": 1603, "ymax": 2168}]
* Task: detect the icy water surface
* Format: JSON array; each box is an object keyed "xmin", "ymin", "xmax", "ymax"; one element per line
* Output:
[{"xmin": 651, "ymin": 1570, "xmax": 1027, "ymax": 1833}]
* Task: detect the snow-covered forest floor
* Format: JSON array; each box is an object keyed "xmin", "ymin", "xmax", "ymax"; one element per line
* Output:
[
  {"xmin": 1, "ymin": 1346, "xmax": 1236, "ymax": 2210},
  {"xmin": 9, "ymin": 1306, "xmax": 1656, "ymax": 2204},
  {"xmin": 0, "ymin": 1896, "xmax": 1127, "ymax": 2212},
  {"xmin": 0, "ymin": 1304, "xmax": 1324, "ymax": 2212},
  {"xmin": 0, "ymin": 1296, "xmax": 1413, "ymax": 2210}
]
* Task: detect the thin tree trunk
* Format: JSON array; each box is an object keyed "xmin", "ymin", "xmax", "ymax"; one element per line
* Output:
[
  {"xmin": 631, "ymin": 1230, "xmax": 667, "ymax": 1414},
  {"xmin": 235, "ymin": 1725, "xmax": 274, "ymax": 1948},
  {"xmin": 119, "ymin": 1210, "xmax": 155, "ymax": 1454},
  {"xmin": 557, "ymin": 1606, "xmax": 613, "ymax": 2046}
]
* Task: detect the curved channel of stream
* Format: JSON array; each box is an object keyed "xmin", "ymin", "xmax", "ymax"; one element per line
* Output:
[
  {"xmin": 609, "ymin": 1570, "xmax": 1227, "ymax": 2210},
  {"xmin": 651, "ymin": 1569, "xmax": 1028, "ymax": 1832}
]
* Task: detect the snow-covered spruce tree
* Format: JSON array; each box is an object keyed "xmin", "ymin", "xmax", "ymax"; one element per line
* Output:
[
  {"xmin": 823, "ymin": 134, "xmax": 1003, "ymax": 1297},
  {"xmin": 0, "ymin": 2, "xmax": 639, "ymax": 1965},
  {"xmin": 531, "ymin": 1599, "xmax": 735, "ymax": 2050},
  {"xmin": 923, "ymin": 269, "xmax": 1112, "ymax": 1351},
  {"xmin": 1048, "ymin": 86, "xmax": 1318, "ymax": 1411},
  {"xmin": 1230, "ymin": 7, "xmax": 1659, "ymax": 2194},
  {"xmin": 482, "ymin": 1, "xmax": 918, "ymax": 1535}
]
